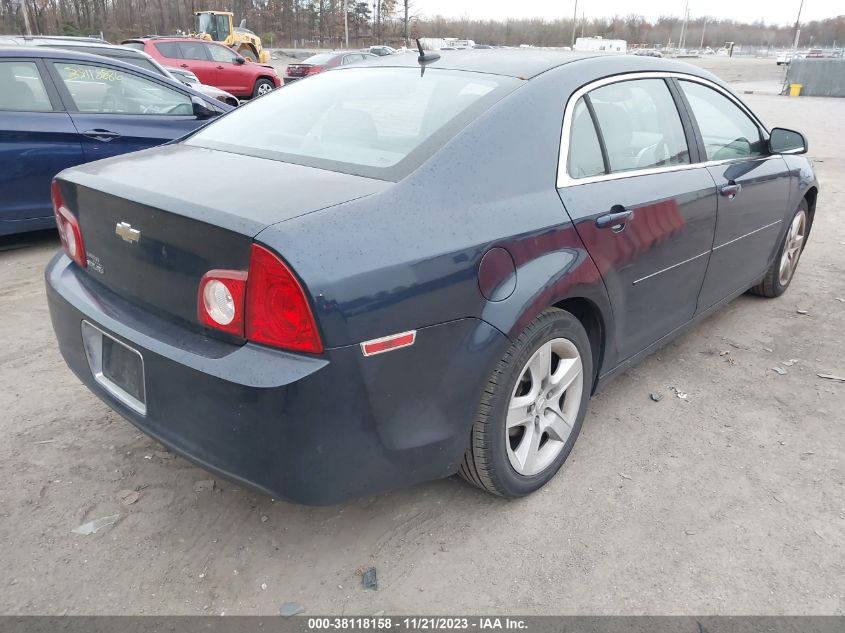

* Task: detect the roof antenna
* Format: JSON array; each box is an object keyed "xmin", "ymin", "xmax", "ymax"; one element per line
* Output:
[{"xmin": 416, "ymin": 38, "xmax": 440, "ymax": 64}]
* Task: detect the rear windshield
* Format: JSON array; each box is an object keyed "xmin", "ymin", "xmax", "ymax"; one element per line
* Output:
[
  {"xmin": 121, "ymin": 42, "xmax": 145, "ymax": 51},
  {"xmin": 302, "ymin": 53, "xmax": 335, "ymax": 65},
  {"xmin": 185, "ymin": 67, "xmax": 519, "ymax": 180}
]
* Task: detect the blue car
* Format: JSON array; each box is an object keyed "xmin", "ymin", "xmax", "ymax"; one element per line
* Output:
[
  {"xmin": 46, "ymin": 50, "xmax": 817, "ymax": 504},
  {"xmin": 0, "ymin": 46, "xmax": 232, "ymax": 236}
]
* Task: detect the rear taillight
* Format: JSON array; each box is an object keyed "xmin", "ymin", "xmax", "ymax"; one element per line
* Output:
[
  {"xmin": 51, "ymin": 180, "xmax": 86, "ymax": 268},
  {"xmin": 246, "ymin": 244, "xmax": 323, "ymax": 353},
  {"xmin": 196, "ymin": 244, "xmax": 323, "ymax": 354},
  {"xmin": 197, "ymin": 270, "xmax": 247, "ymax": 336},
  {"xmin": 307, "ymin": 66, "xmax": 322, "ymax": 75}
]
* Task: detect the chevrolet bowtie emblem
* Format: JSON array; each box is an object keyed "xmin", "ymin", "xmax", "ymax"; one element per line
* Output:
[{"xmin": 115, "ymin": 222, "xmax": 140, "ymax": 243}]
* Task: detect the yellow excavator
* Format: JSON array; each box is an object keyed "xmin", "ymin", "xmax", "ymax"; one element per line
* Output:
[{"xmin": 193, "ymin": 11, "xmax": 270, "ymax": 63}]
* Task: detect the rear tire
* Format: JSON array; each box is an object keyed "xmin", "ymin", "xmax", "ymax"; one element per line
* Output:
[
  {"xmin": 252, "ymin": 78, "xmax": 275, "ymax": 99},
  {"xmin": 749, "ymin": 199, "xmax": 808, "ymax": 298},
  {"xmin": 459, "ymin": 308, "xmax": 593, "ymax": 497}
]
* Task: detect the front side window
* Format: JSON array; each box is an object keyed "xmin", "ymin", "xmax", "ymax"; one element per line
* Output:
[
  {"xmin": 207, "ymin": 44, "xmax": 239, "ymax": 63},
  {"xmin": 567, "ymin": 98, "xmax": 604, "ymax": 178},
  {"xmin": 154, "ymin": 42, "xmax": 182, "ymax": 59},
  {"xmin": 53, "ymin": 63, "xmax": 192, "ymax": 116},
  {"xmin": 0, "ymin": 61, "xmax": 53, "ymax": 112},
  {"xmin": 679, "ymin": 80, "xmax": 763, "ymax": 161},
  {"xmin": 588, "ymin": 78, "xmax": 690, "ymax": 173},
  {"xmin": 186, "ymin": 67, "xmax": 518, "ymax": 180}
]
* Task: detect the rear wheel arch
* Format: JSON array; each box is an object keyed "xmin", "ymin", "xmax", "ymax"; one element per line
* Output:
[{"xmin": 552, "ymin": 296, "xmax": 605, "ymax": 393}]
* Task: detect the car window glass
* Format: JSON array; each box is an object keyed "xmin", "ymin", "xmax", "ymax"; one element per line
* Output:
[
  {"xmin": 208, "ymin": 44, "xmax": 238, "ymax": 63},
  {"xmin": 178, "ymin": 42, "xmax": 210, "ymax": 61},
  {"xmin": 122, "ymin": 42, "xmax": 145, "ymax": 51},
  {"xmin": 187, "ymin": 67, "xmax": 518, "ymax": 180},
  {"xmin": 303, "ymin": 53, "xmax": 334, "ymax": 64},
  {"xmin": 0, "ymin": 61, "xmax": 53, "ymax": 112},
  {"xmin": 679, "ymin": 80, "xmax": 763, "ymax": 161},
  {"xmin": 588, "ymin": 78, "xmax": 690, "ymax": 173},
  {"xmin": 567, "ymin": 98, "xmax": 605, "ymax": 178},
  {"xmin": 53, "ymin": 62, "xmax": 193, "ymax": 116},
  {"xmin": 154, "ymin": 42, "xmax": 182, "ymax": 58}
]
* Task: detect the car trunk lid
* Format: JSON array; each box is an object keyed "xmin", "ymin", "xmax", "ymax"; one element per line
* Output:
[{"xmin": 58, "ymin": 144, "xmax": 387, "ymax": 331}]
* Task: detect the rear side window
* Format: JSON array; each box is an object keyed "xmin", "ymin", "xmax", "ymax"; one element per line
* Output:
[
  {"xmin": 53, "ymin": 62, "xmax": 192, "ymax": 115},
  {"xmin": 187, "ymin": 67, "xmax": 519, "ymax": 180},
  {"xmin": 679, "ymin": 80, "xmax": 763, "ymax": 160},
  {"xmin": 0, "ymin": 61, "xmax": 53, "ymax": 112},
  {"xmin": 588, "ymin": 78, "xmax": 690, "ymax": 173},
  {"xmin": 154, "ymin": 42, "xmax": 182, "ymax": 59},
  {"xmin": 567, "ymin": 98, "xmax": 605, "ymax": 178}
]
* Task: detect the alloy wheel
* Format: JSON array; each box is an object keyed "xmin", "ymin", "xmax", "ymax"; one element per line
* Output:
[
  {"xmin": 506, "ymin": 338, "xmax": 584, "ymax": 477},
  {"xmin": 779, "ymin": 210, "xmax": 807, "ymax": 286},
  {"xmin": 257, "ymin": 82, "xmax": 273, "ymax": 95}
]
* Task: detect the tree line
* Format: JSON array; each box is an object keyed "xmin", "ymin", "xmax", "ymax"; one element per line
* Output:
[{"xmin": 1, "ymin": 0, "xmax": 843, "ymax": 50}]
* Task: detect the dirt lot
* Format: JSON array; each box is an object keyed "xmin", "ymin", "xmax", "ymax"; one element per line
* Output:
[{"xmin": 1, "ymin": 58, "xmax": 844, "ymax": 616}]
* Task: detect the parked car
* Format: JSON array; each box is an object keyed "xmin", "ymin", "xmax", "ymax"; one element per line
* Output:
[
  {"xmin": 0, "ymin": 46, "xmax": 232, "ymax": 235},
  {"xmin": 806, "ymin": 48, "xmax": 825, "ymax": 58},
  {"xmin": 283, "ymin": 51, "xmax": 377, "ymax": 84},
  {"xmin": 122, "ymin": 36, "xmax": 280, "ymax": 98},
  {"xmin": 0, "ymin": 35, "xmax": 239, "ymax": 107},
  {"xmin": 775, "ymin": 51, "xmax": 794, "ymax": 66},
  {"xmin": 46, "ymin": 51, "xmax": 817, "ymax": 504},
  {"xmin": 367, "ymin": 45, "xmax": 398, "ymax": 56}
]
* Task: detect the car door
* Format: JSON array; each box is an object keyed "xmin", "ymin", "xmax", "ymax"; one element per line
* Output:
[
  {"xmin": 557, "ymin": 76, "xmax": 718, "ymax": 363},
  {"xmin": 205, "ymin": 43, "xmax": 246, "ymax": 94},
  {"xmin": 48, "ymin": 59, "xmax": 202, "ymax": 162},
  {"xmin": 154, "ymin": 41, "xmax": 217, "ymax": 86},
  {"xmin": 0, "ymin": 58, "xmax": 84, "ymax": 231},
  {"xmin": 676, "ymin": 79, "xmax": 793, "ymax": 311}
]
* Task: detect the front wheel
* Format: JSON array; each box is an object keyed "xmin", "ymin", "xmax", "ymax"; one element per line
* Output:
[
  {"xmin": 252, "ymin": 78, "xmax": 275, "ymax": 99},
  {"xmin": 749, "ymin": 200, "xmax": 809, "ymax": 297},
  {"xmin": 459, "ymin": 308, "xmax": 593, "ymax": 497}
]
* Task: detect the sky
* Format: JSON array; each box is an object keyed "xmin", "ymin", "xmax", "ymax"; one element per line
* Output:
[{"xmin": 411, "ymin": 0, "xmax": 842, "ymax": 26}]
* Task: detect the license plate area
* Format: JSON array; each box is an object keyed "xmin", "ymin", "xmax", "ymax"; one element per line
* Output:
[{"xmin": 81, "ymin": 321, "xmax": 146, "ymax": 415}]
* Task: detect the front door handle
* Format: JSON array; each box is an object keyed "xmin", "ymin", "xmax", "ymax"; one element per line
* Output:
[
  {"xmin": 216, "ymin": 65, "xmax": 225, "ymax": 69},
  {"xmin": 720, "ymin": 182, "xmax": 742, "ymax": 199},
  {"xmin": 596, "ymin": 208, "xmax": 634, "ymax": 230},
  {"xmin": 82, "ymin": 129, "xmax": 121, "ymax": 142}
]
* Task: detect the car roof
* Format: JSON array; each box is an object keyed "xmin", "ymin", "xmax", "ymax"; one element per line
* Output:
[
  {"xmin": 352, "ymin": 49, "xmax": 703, "ymax": 80},
  {"xmin": 2, "ymin": 37, "xmax": 152, "ymax": 57},
  {"xmin": 0, "ymin": 44, "xmax": 183, "ymax": 74}
]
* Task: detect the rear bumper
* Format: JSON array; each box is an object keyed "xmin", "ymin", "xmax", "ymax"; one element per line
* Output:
[
  {"xmin": 282, "ymin": 76, "xmax": 301, "ymax": 85},
  {"xmin": 45, "ymin": 253, "xmax": 509, "ymax": 504}
]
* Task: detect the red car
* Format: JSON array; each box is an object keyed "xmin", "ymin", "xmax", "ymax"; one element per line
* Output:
[
  {"xmin": 284, "ymin": 51, "xmax": 377, "ymax": 84},
  {"xmin": 123, "ymin": 37, "xmax": 280, "ymax": 98}
]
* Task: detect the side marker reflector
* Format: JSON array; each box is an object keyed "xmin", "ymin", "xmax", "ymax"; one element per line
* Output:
[{"xmin": 360, "ymin": 330, "xmax": 417, "ymax": 357}]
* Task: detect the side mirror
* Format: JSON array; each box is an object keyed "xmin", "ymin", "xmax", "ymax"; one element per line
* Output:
[
  {"xmin": 768, "ymin": 127, "xmax": 807, "ymax": 154},
  {"xmin": 234, "ymin": 56, "xmax": 246, "ymax": 65},
  {"xmin": 191, "ymin": 96, "xmax": 218, "ymax": 119}
]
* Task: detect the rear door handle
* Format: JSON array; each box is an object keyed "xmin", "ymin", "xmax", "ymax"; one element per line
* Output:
[
  {"xmin": 180, "ymin": 64, "xmax": 190, "ymax": 68},
  {"xmin": 216, "ymin": 65, "xmax": 224, "ymax": 69},
  {"xmin": 596, "ymin": 208, "xmax": 633, "ymax": 230},
  {"xmin": 82, "ymin": 129, "xmax": 121, "ymax": 142},
  {"xmin": 719, "ymin": 182, "xmax": 742, "ymax": 198}
]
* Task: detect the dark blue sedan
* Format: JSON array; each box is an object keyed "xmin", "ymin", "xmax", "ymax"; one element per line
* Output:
[
  {"xmin": 45, "ymin": 50, "xmax": 817, "ymax": 504},
  {"xmin": 0, "ymin": 46, "xmax": 231, "ymax": 236}
]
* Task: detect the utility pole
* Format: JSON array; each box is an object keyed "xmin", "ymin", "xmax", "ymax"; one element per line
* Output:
[
  {"xmin": 344, "ymin": 0, "xmax": 349, "ymax": 48},
  {"xmin": 570, "ymin": 0, "xmax": 578, "ymax": 48},
  {"xmin": 699, "ymin": 16, "xmax": 707, "ymax": 49},
  {"xmin": 792, "ymin": 0, "xmax": 804, "ymax": 50},
  {"xmin": 20, "ymin": 0, "xmax": 33, "ymax": 35}
]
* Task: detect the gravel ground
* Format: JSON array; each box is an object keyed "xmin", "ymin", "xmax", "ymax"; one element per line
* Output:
[{"xmin": 1, "ymin": 59, "xmax": 843, "ymax": 616}]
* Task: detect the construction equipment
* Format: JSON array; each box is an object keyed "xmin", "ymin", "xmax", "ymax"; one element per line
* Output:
[{"xmin": 193, "ymin": 11, "xmax": 270, "ymax": 63}]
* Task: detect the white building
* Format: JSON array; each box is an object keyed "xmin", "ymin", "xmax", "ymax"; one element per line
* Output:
[{"xmin": 574, "ymin": 37, "xmax": 627, "ymax": 54}]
